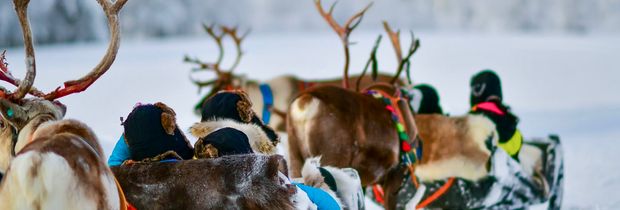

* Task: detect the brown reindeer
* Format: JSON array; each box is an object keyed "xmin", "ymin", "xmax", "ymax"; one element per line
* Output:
[
  {"xmin": 0, "ymin": 0, "xmax": 129, "ymax": 209},
  {"xmin": 287, "ymin": 1, "xmax": 498, "ymax": 209},
  {"xmin": 185, "ymin": 24, "xmax": 405, "ymax": 132}
]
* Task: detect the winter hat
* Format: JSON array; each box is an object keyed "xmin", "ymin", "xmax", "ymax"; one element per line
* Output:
[
  {"xmin": 194, "ymin": 127, "xmax": 253, "ymax": 158},
  {"xmin": 123, "ymin": 102, "xmax": 194, "ymax": 161},
  {"xmin": 470, "ymin": 70, "xmax": 503, "ymax": 107},
  {"xmin": 410, "ymin": 84, "xmax": 443, "ymax": 114},
  {"xmin": 200, "ymin": 90, "xmax": 279, "ymax": 144}
]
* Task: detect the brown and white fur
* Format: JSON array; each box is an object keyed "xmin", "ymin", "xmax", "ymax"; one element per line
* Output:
[
  {"xmin": 189, "ymin": 118, "xmax": 278, "ymax": 155},
  {"xmin": 0, "ymin": 98, "xmax": 65, "ymax": 175},
  {"xmin": 0, "ymin": 119, "xmax": 121, "ymax": 210},
  {"xmin": 301, "ymin": 157, "xmax": 365, "ymax": 210},
  {"xmin": 206, "ymin": 73, "xmax": 403, "ymax": 132},
  {"xmin": 287, "ymin": 86, "xmax": 497, "ymax": 209}
]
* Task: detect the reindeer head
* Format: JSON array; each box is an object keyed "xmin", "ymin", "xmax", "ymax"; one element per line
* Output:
[
  {"xmin": 185, "ymin": 25, "xmax": 250, "ymax": 100},
  {"xmin": 0, "ymin": 0, "xmax": 126, "ymax": 174}
]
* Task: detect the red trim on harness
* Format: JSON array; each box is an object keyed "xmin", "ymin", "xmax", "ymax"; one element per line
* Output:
[
  {"xmin": 472, "ymin": 102, "xmax": 505, "ymax": 115},
  {"xmin": 416, "ymin": 177, "xmax": 455, "ymax": 209}
]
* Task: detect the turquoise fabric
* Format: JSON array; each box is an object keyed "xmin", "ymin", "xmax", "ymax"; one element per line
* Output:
[
  {"xmin": 294, "ymin": 183, "xmax": 341, "ymax": 210},
  {"xmin": 108, "ymin": 135, "xmax": 131, "ymax": 166}
]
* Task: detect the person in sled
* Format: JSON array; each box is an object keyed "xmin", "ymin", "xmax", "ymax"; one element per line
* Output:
[
  {"xmin": 469, "ymin": 70, "xmax": 523, "ymax": 160},
  {"xmin": 409, "ymin": 83, "xmax": 444, "ymax": 115},
  {"xmin": 190, "ymin": 90, "xmax": 363, "ymax": 210},
  {"xmin": 108, "ymin": 102, "xmax": 194, "ymax": 166},
  {"xmin": 189, "ymin": 90, "xmax": 279, "ymax": 155}
]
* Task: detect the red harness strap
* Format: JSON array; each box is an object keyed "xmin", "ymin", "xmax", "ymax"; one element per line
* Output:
[{"xmin": 416, "ymin": 177, "xmax": 455, "ymax": 209}]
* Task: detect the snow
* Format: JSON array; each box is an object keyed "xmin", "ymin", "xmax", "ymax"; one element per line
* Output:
[{"xmin": 2, "ymin": 32, "xmax": 619, "ymax": 209}]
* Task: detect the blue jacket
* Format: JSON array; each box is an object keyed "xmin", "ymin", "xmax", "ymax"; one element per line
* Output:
[
  {"xmin": 295, "ymin": 183, "xmax": 341, "ymax": 210},
  {"xmin": 108, "ymin": 135, "xmax": 131, "ymax": 166}
]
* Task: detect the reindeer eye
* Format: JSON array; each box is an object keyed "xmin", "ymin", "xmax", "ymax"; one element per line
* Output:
[{"xmin": 0, "ymin": 120, "xmax": 5, "ymax": 129}]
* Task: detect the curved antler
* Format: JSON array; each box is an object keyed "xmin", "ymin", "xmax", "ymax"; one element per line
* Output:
[
  {"xmin": 0, "ymin": 50, "xmax": 44, "ymax": 97},
  {"xmin": 9, "ymin": 0, "xmax": 36, "ymax": 101},
  {"xmin": 315, "ymin": 0, "xmax": 372, "ymax": 89},
  {"xmin": 383, "ymin": 21, "xmax": 420, "ymax": 84},
  {"xmin": 221, "ymin": 26, "xmax": 250, "ymax": 73},
  {"xmin": 43, "ymin": 0, "xmax": 128, "ymax": 100}
]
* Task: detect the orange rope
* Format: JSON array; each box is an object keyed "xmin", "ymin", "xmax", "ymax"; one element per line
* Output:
[
  {"xmin": 416, "ymin": 177, "xmax": 455, "ymax": 209},
  {"xmin": 407, "ymin": 164, "xmax": 419, "ymax": 188}
]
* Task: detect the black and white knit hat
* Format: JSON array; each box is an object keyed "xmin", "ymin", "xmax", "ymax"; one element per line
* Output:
[
  {"xmin": 470, "ymin": 69, "xmax": 503, "ymax": 106},
  {"xmin": 123, "ymin": 102, "xmax": 194, "ymax": 161}
]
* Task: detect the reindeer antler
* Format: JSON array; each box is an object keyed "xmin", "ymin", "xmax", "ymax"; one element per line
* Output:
[
  {"xmin": 42, "ymin": 0, "xmax": 128, "ymax": 100},
  {"xmin": 0, "ymin": 50, "xmax": 44, "ymax": 97},
  {"xmin": 221, "ymin": 26, "xmax": 250, "ymax": 73},
  {"xmin": 383, "ymin": 21, "xmax": 420, "ymax": 84},
  {"xmin": 186, "ymin": 24, "xmax": 250, "ymax": 93},
  {"xmin": 184, "ymin": 24, "xmax": 226, "ymax": 74},
  {"xmin": 356, "ymin": 35, "xmax": 382, "ymax": 91},
  {"xmin": 315, "ymin": 0, "xmax": 372, "ymax": 89},
  {"xmin": 5, "ymin": 0, "xmax": 37, "ymax": 101}
]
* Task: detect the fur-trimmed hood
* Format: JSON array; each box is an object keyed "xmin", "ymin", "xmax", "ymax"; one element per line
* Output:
[{"xmin": 190, "ymin": 118, "xmax": 277, "ymax": 155}]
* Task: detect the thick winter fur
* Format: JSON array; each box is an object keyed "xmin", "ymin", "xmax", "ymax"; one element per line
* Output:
[
  {"xmin": 232, "ymin": 74, "xmax": 403, "ymax": 132},
  {"xmin": 0, "ymin": 119, "xmax": 120, "ymax": 210},
  {"xmin": 301, "ymin": 157, "xmax": 365, "ymax": 210},
  {"xmin": 300, "ymin": 158, "xmax": 343, "ymax": 209},
  {"xmin": 0, "ymin": 98, "xmax": 65, "ymax": 175},
  {"xmin": 287, "ymin": 86, "xmax": 401, "ymax": 186},
  {"xmin": 288, "ymin": 86, "xmax": 497, "ymax": 210},
  {"xmin": 190, "ymin": 119, "xmax": 277, "ymax": 155},
  {"xmin": 112, "ymin": 154, "xmax": 295, "ymax": 210},
  {"xmin": 414, "ymin": 114, "xmax": 496, "ymax": 182}
]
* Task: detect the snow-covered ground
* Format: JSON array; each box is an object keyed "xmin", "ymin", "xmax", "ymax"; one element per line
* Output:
[{"xmin": 2, "ymin": 32, "xmax": 618, "ymax": 209}]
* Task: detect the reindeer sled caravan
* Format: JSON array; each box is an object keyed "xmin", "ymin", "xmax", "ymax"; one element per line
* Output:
[
  {"xmin": 0, "ymin": 0, "xmax": 563, "ymax": 209},
  {"xmin": 286, "ymin": 1, "xmax": 564, "ymax": 209}
]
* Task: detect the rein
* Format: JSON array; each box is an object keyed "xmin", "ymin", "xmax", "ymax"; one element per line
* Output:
[
  {"xmin": 366, "ymin": 88, "xmax": 455, "ymax": 209},
  {"xmin": 365, "ymin": 89, "xmax": 421, "ymax": 206}
]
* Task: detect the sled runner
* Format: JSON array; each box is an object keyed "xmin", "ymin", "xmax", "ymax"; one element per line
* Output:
[{"xmin": 371, "ymin": 135, "xmax": 564, "ymax": 210}]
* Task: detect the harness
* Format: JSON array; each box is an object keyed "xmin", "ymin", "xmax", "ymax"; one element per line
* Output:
[
  {"xmin": 297, "ymin": 81, "xmax": 315, "ymax": 92},
  {"xmin": 366, "ymin": 88, "xmax": 456, "ymax": 209},
  {"xmin": 259, "ymin": 83, "xmax": 274, "ymax": 124},
  {"xmin": 472, "ymin": 102, "xmax": 523, "ymax": 157}
]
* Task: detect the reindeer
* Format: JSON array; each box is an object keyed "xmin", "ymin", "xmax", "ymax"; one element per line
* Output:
[
  {"xmin": 0, "ymin": 0, "xmax": 129, "ymax": 209},
  {"xmin": 184, "ymin": 24, "xmax": 406, "ymax": 132},
  {"xmin": 287, "ymin": 1, "xmax": 498, "ymax": 209}
]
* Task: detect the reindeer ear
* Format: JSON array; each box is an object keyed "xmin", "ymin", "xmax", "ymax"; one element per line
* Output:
[
  {"xmin": 0, "ymin": 98, "xmax": 28, "ymax": 129},
  {"xmin": 235, "ymin": 91, "xmax": 254, "ymax": 123}
]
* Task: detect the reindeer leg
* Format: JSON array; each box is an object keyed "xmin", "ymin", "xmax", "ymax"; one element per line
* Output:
[{"xmin": 286, "ymin": 117, "xmax": 304, "ymax": 178}]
